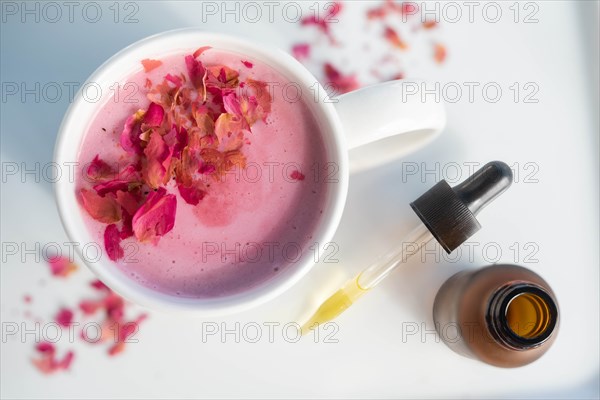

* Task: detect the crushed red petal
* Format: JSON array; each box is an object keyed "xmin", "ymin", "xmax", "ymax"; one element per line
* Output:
[
  {"xmin": 178, "ymin": 182, "xmax": 207, "ymax": 205},
  {"xmin": 185, "ymin": 54, "xmax": 207, "ymax": 89},
  {"xmin": 104, "ymin": 224, "xmax": 124, "ymax": 261},
  {"xmin": 55, "ymin": 308, "xmax": 74, "ymax": 327},
  {"xmin": 367, "ymin": 1, "xmax": 418, "ymax": 19},
  {"xmin": 141, "ymin": 59, "xmax": 162, "ymax": 73},
  {"xmin": 434, "ymin": 43, "xmax": 447, "ymax": 64},
  {"xmin": 79, "ymin": 299, "xmax": 103, "ymax": 315},
  {"xmin": 324, "ymin": 63, "xmax": 360, "ymax": 94},
  {"xmin": 198, "ymin": 162, "xmax": 216, "ymax": 175},
  {"xmin": 47, "ymin": 255, "xmax": 78, "ymax": 277},
  {"xmin": 301, "ymin": 1, "xmax": 342, "ymax": 41},
  {"xmin": 91, "ymin": 279, "xmax": 110, "ymax": 291},
  {"xmin": 193, "ymin": 46, "xmax": 212, "ymax": 58},
  {"xmin": 145, "ymin": 78, "xmax": 152, "ymax": 89},
  {"xmin": 241, "ymin": 60, "xmax": 253, "ymax": 68},
  {"xmin": 292, "ymin": 43, "xmax": 311, "ymax": 60},
  {"xmin": 399, "ymin": 1, "xmax": 419, "ymax": 15},
  {"xmin": 422, "ymin": 20, "xmax": 437, "ymax": 29},
  {"xmin": 290, "ymin": 170, "xmax": 306, "ymax": 181},
  {"xmin": 384, "ymin": 26, "xmax": 408, "ymax": 50},
  {"xmin": 36, "ymin": 341, "xmax": 55, "ymax": 353},
  {"xmin": 32, "ymin": 342, "xmax": 74, "ymax": 374}
]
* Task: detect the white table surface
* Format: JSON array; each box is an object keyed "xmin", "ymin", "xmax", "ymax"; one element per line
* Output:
[{"xmin": 1, "ymin": 1, "xmax": 599, "ymax": 398}]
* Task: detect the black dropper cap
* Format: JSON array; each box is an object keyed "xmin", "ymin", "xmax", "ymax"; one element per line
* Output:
[{"xmin": 410, "ymin": 161, "xmax": 513, "ymax": 254}]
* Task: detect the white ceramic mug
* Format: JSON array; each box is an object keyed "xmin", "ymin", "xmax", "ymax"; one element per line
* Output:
[{"xmin": 54, "ymin": 29, "xmax": 445, "ymax": 315}]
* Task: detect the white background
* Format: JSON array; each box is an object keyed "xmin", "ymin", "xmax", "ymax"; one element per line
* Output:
[{"xmin": 1, "ymin": 1, "xmax": 599, "ymax": 398}]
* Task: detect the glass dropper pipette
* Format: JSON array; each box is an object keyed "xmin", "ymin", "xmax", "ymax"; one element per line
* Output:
[
  {"xmin": 300, "ymin": 161, "xmax": 514, "ymax": 335},
  {"xmin": 300, "ymin": 224, "xmax": 434, "ymax": 333}
]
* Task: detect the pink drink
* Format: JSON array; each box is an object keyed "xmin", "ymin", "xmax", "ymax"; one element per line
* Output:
[{"xmin": 76, "ymin": 49, "xmax": 329, "ymax": 298}]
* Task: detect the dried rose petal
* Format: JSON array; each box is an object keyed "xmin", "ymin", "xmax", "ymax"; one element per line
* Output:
[
  {"xmin": 90, "ymin": 279, "xmax": 109, "ymax": 291},
  {"xmin": 222, "ymin": 93, "xmax": 243, "ymax": 117},
  {"xmin": 36, "ymin": 342, "xmax": 55, "ymax": 354},
  {"xmin": 324, "ymin": 63, "xmax": 360, "ymax": 94},
  {"xmin": 208, "ymin": 65, "xmax": 240, "ymax": 87},
  {"xmin": 141, "ymin": 59, "xmax": 162, "ymax": 72},
  {"xmin": 384, "ymin": 26, "xmax": 408, "ymax": 50},
  {"xmin": 434, "ymin": 43, "xmax": 447, "ymax": 64},
  {"xmin": 120, "ymin": 212, "xmax": 134, "ymax": 241},
  {"xmin": 245, "ymin": 78, "xmax": 272, "ymax": 116},
  {"xmin": 108, "ymin": 314, "xmax": 147, "ymax": 356},
  {"xmin": 198, "ymin": 163, "xmax": 216, "ymax": 175},
  {"xmin": 86, "ymin": 155, "xmax": 115, "ymax": 182},
  {"xmin": 367, "ymin": 6, "xmax": 387, "ymax": 19},
  {"xmin": 398, "ymin": 1, "xmax": 419, "ymax": 15},
  {"xmin": 215, "ymin": 113, "xmax": 246, "ymax": 151},
  {"xmin": 143, "ymin": 102, "xmax": 165, "ymax": 127},
  {"xmin": 132, "ymin": 188, "xmax": 177, "ymax": 243},
  {"xmin": 104, "ymin": 224, "xmax": 124, "ymax": 261},
  {"xmin": 55, "ymin": 308, "xmax": 74, "ymax": 327},
  {"xmin": 241, "ymin": 60, "xmax": 253, "ymax": 68},
  {"xmin": 178, "ymin": 182, "xmax": 207, "ymax": 206},
  {"xmin": 104, "ymin": 293, "xmax": 125, "ymax": 321},
  {"xmin": 59, "ymin": 351, "xmax": 74, "ymax": 369},
  {"xmin": 80, "ymin": 188, "xmax": 122, "ymax": 223},
  {"xmin": 79, "ymin": 299, "xmax": 103, "ymax": 315},
  {"xmin": 115, "ymin": 191, "xmax": 140, "ymax": 217},
  {"xmin": 143, "ymin": 130, "xmax": 173, "ymax": 189},
  {"xmin": 301, "ymin": 1, "xmax": 342, "ymax": 41},
  {"xmin": 47, "ymin": 256, "xmax": 78, "ymax": 277},
  {"xmin": 93, "ymin": 180, "xmax": 129, "ymax": 197},
  {"xmin": 172, "ymin": 126, "xmax": 189, "ymax": 159},
  {"xmin": 235, "ymin": 79, "xmax": 272, "ymax": 127},
  {"xmin": 93, "ymin": 165, "xmax": 140, "ymax": 197},
  {"xmin": 108, "ymin": 341, "xmax": 126, "ymax": 356},
  {"xmin": 423, "ymin": 20, "xmax": 437, "ymax": 29},
  {"xmin": 32, "ymin": 342, "xmax": 74, "ymax": 374},
  {"xmin": 290, "ymin": 170, "xmax": 305, "ymax": 181},
  {"xmin": 292, "ymin": 43, "xmax": 311, "ymax": 60},
  {"xmin": 120, "ymin": 109, "xmax": 145, "ymax": 155},
  {"xmin": 165, "ymin": 73, "xmax": 183, "ymax": 88},
  {"xmin": 193, "ymin": 46, "xmax": 212, "ymax": 58},
  {"xmin": 185, "ymin": 54, "xmax": 207, "ymax": 89}
]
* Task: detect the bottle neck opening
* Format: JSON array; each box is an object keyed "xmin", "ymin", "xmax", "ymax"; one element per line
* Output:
[{"xmin": 487, "ymin": 283, "xmax": 558, "ymax": 350}]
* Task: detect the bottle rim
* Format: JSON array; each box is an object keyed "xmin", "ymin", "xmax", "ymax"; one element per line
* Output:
[{"xmin": 487, "ymin": 283, "xmax": 558, "ymax": 350}]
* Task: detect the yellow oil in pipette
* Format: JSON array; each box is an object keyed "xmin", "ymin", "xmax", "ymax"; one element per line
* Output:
[{"xmin": 300, "ymin": 275, "xmax": 368, "ymax": 334}]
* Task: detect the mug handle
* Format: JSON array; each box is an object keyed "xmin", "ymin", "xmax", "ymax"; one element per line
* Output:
[{"xmin": 333, "ymin": 80, "xmax": 446, "ymax": 173}]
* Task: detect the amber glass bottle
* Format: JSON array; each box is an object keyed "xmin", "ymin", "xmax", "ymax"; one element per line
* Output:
[{"xmin": 433, "ymin": 264, "xmax": 559, "ymax": 367}]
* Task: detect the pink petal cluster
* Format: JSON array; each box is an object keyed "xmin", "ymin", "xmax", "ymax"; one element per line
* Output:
[
  {"xmin": 79, "ymin": 280, "xmax": 148, "ymax": 356},
  {"xmin": 78, "ymin": 48, "xmax": 273, "ymax": 262},
  {"xmin": 294, "ymin": 0, "xmax": 448, "ymax": 91},
  {"xmin": 301, "ymin": 1, "xmax": 343, "ymax": 42},
  {"xmin": 47, "ymin": 255, "xmax": 78, "ymax": 277},
  {"xmin": 32, "ymin": 342, "xmax": 74, "ymax": 374}
]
